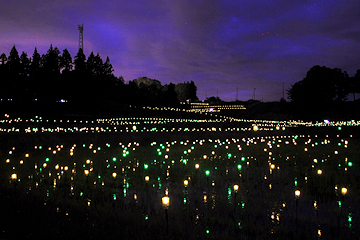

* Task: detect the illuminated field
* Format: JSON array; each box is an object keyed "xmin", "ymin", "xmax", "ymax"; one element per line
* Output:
[{"xmin": 0, "ymin": 114, "xmax": 359, "ymax": 239}]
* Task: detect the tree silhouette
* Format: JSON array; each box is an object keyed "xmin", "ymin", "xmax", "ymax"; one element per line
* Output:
[
  {"xmin": 163, "ymin": 83, "xmax": 179, "ymax": 106},
  {"xmin": 288, "ymin": 65, "xmax": 348, "ymax": 104},
  {"xmin": 349, "ymin": 69, "xmax": 360, "ymax": 101},
  {"xmin": 175, "ymin": 81, "xmax": 199, "ymax": 102},
  {"xmin": 20, "ymin": 52, "xmax": 30, "ymax": 78},
  {"xmin": 0, "ymin": 53, "xmax": 7, "ymax": 65},
  {"xmin": 30, "ymin": 47, "xmax": 41, "ymax": 78},
  {"xmin": 6, "ymin": 45, "xmax": 21, "ymax": 100},
  {"xmin": 103, "ymin": 56, "xmax": 113, "ymax": 76},
  {"xmin": 205, "ymin": 96, "xmax": 222, "ymax": 104},
  {"xmin": 86, "ymin": 52, "xmax": 96, "ymax": 76},
  {"xmin": 74, "ymin": 48, "xmax": 86, "ymax": 73},
  {"xmin": 7, "ymin": 45, "xmax": 20, "ymax": 74},
  {"xmin": 42, "ymin": 44, "xmax": 61, "ymax": 74},
  {"xmin": 60, "ymin": 48, "xmax": 73, "ymax": 74},
  {"xmin": 0, "ymin": 44, "xmax": 195, "ymax": 111}
]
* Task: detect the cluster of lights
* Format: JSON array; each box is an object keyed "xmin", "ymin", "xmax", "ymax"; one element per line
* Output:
[
  {"xmin": 2, "ymin": 114, "xmax": 360, "ymax": 136},
  {"xmin": 1, "ymin": 113, "xmax": 358, "ymax": 237}
]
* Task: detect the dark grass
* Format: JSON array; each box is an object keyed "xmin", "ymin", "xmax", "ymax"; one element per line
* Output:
[{"xmin": 0, "ymin": 119, "xmax": 360, "ymax": 239}]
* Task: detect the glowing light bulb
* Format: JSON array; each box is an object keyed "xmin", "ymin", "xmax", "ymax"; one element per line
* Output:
[
  {"xmin": 162, "ymin": 196, "xmax": 170, "ymax": 208},
  {"xmin": 341, "ymin": 187, "xmax": 347, "ymax": 196}
]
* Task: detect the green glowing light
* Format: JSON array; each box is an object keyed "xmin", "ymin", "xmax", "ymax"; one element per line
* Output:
[
  {"xmin": 144, "ymin": 164, "xmax": 149, "ymax": 169},
  {"xmin": 348, "ymin": 213, "xmax": 352, "ymax": 222},
  {"xmin": 45, "ymin": 158, "xmax": 49, "ymax": 162},
  {"xmin": 228, "ymin": 153, "xmax": 232, "ymax": 158},
  {"xmin": 113, "ymin": 157, "xmax": 117, "ymax": 162},
  {"xmin": 206, "ymin": 230, "xmax": 209, "ymax": 234},
  {"xmin": 241, "ymin": 157, "xmax": 245, "ymax": 161},
  {"xmin": 145, "ymin": 215, "xmax": 149, "ymax": 220},
  {"xmin": 113, "ymin": 194, "xmax": 117, "ymax": 200},
  {"xmin": 205, "ymin": 170, "xmax": 210, "ymax": 176},
  {"xmin": 183, "ymin": 198, "xmax": 187, "ymax": 204},
  {"xmin": 338, "ymin": 200, "xmax": 341, "ymax": 208},
  {"xmin": 348, "ymin": 162, "xmax": 353, "ymax": 167},
  {"xmin": 237, "ymin": 164, "xmax": 242, "ymax": 170}
]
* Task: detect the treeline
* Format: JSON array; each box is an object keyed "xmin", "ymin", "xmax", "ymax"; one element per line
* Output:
[
  {"xmin": 286, "ymin": 65, "xmax": 360, "ymax": 119},
  {"xmin": 287, "ymin": 65, "xmax": 360, "ymax": 103},
  {"xmin": 0, "ymin": 45, "xmax": 198, "ymax": 109}
]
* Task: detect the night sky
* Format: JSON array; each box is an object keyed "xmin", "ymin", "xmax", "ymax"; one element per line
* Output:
[{"xmin": 1, "ymin": 0, "xmax": 360, "ymax": 102}]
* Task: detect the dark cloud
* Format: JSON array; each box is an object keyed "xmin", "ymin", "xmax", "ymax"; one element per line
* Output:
[{"xmin": 1, "ymin": 0, "xmax": 359, "ymax": 101}]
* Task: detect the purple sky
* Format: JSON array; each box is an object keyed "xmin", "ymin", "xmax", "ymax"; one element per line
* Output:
[{"xmin": 1, "ymin": 0, "xmax": 360, "ymax": 102}]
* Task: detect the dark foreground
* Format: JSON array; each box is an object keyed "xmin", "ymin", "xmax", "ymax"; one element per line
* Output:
[{"xmin": 0, "ymin": 116, "xmax": 359, "ymax": 240}]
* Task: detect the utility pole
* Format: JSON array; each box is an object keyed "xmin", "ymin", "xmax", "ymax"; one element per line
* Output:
[
  {"xmin": 252, "ymin": 88, "xmax": 256, "ymax": 100},
  {"xmin": 78, "ymin": 24, "xmax": 84, "ymax": 51}
]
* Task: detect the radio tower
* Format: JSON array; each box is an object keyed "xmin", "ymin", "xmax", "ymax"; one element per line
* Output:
[{"xmin": 78, "ymin": 24, "xmax": 84, "ymax": 51}]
